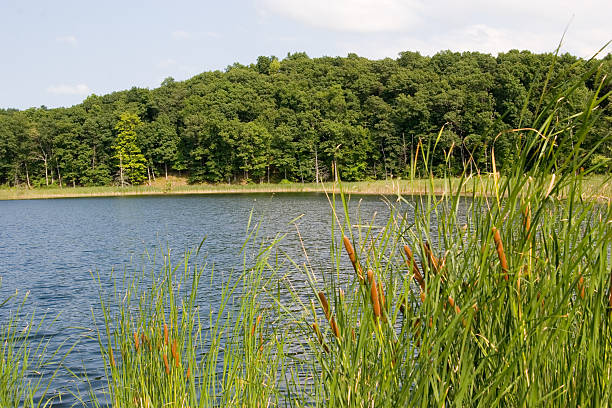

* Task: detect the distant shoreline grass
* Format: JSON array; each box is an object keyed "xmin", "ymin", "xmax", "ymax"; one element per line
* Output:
[{"xmin": 1, "ymin": 175, "xmax": 610, "ymax": 201}]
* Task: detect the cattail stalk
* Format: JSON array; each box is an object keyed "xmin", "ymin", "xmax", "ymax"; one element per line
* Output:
[
  {"xmin": 312, "ymin": 323, "xmax": 329, "ymax": 352},
  {"xmin": 492, "ymin": 226, "xmax": 509, "ymax": 280},
  {"xmin": 164, "ymin": 323, "xmax": 169, "ymax": 346},
  {"xmin": 608, "ymin": 268, "xmax": 612, "ymax": 311},
  {"xmin": 343, "ymin": 236, "xmax": 364, "ymax": 282}
]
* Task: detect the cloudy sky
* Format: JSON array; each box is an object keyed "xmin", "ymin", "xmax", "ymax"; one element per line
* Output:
[{"xmin": 1, "ymin": 0, "xmax": 610, "ymax": 109}]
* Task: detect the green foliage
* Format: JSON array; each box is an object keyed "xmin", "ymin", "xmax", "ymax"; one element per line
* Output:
[
  {"xmin": 0, "ymin": 50, "xmax": 609, "ymax": 188},
  {"xmin": 112, "ymin": 113, "xmax": 147, "ymax": 185}
]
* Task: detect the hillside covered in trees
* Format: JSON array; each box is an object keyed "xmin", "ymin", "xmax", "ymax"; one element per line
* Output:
[{"xmin": 1, "ymin": 50, "xmax": 610, "ymax": 188}]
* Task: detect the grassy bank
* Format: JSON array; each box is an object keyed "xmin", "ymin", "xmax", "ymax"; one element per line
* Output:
[{"xmin": 1, "ymin": 175, "xmax": 610, "ymax": 201}]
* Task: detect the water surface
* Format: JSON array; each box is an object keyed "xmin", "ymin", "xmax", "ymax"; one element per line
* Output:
[{"xmin": 0, "ymin": 193, "xmax": 404, "ymax": 406}]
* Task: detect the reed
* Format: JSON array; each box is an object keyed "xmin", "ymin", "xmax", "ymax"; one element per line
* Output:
[
  {"xmin": 89, "ymin": 232, "xmax": 288, "ymax": 407},
  {"xmin": 272, "ymin": 46, "xmax": 612, "ymax": 407}
]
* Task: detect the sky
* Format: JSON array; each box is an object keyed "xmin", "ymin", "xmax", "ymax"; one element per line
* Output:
[{"xmin": 1, "ymin": 0, "xmax": 610, "ymax": 110}]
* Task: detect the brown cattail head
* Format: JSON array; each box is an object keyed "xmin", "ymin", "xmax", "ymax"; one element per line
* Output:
[
  {"xmin": 368, "ymin": 270, "xmax": 381, "ymax": 318},
  {"xmin": 448, "ymin": 296, "xmax": 461, "ymax": 315},
  {"xmin": 171, "ymin": 339, "xmax": 180, "ymax": 367},
  {"xmin": 404, "ymin": 245, "xmax": 425, "ymax": 291},
  {"xmin": 312, "ymin": 323, "xmax": 323, "ymax": 344},
  {"xmin": 422, "ymin": 242, "xmax": 440, "ymax": 275},
  {"xmin": 251, "ymin": 315, "xmax": 262, "ymax": 336},
  {"xmin": 318, "ymin": 292, "xmax": 330, "ymax": 320},
  {"xmin": 163, "ymin": 353, "xmax": 170, "ymax": 375},
  {"xmin": 492, "ymin": 227, "xmax": 509, "ymax": 280},
  {"xmin": 109, "ymin": 345, "xmax": 115, "ymax": 367},
  {"xmin": 164, "ymin": 323, "xmax": 169, "ymax": 346},
  {"xmin": 378, "ymin": 281, "xmax": 386, "ymax": 312},
  {"xmin": 343, "ymin": 236, "xmax": 364, "ymax": 282},
  {"xmin": 578, "ymin": 275, "xmax": 585, "ymax": 300},
  {"xmin": 523, "ymin": 205, "xmax": 532, "ymax": 238},
  {"xmin": 420, "ymin": 291, "xmax": 426, "ymax": 303},
  {"xmin": 330, "ymin": 316, "xmax": 340, "ymax": 338},
  {"xmin": 134, "ymin": 331, "xmax": 140, "ymax": 352},
  {"xmin": 317, "ymin": 292, "xmax": 340, "ymax": 338},
  {"xmin": 186, "ymin": 365, "xmax": 191, "ymax": 380}
]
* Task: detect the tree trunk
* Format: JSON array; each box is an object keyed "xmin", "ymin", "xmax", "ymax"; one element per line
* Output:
[
  {"xmin": 119, "ymin": 155, "xmax": 124, "ymax": 187},
  {"xmin": 56, "ymin": 163, "xmax": 63, "ymax": 188},
  {"xmin": 402, "ymin": 132, "xmax": 408, "ymax": 172},
  {"xmin": 147, "ymin": 166, "xmax": 152, "ymax": 185},
  {"xmin": 43, "ymin": 156, "xmax": 49, "ymax": 186},
  {"xmin": 165, "ymin": 163, "xmax": 168, "ymax": 180},
  {"xmin": 314, "ymin": 146, "xmax": 319, "ymax": 183},
  {"xmin": 381, "ymin": 142, "xmax": 388, "ymax": 180},
  {"xmin": 24, "ymin": 162, "xmax": 31, "ymax": 189},
  {"xmin": 298, "ymin": 155, "xmax": 304, "ymax": 183}
]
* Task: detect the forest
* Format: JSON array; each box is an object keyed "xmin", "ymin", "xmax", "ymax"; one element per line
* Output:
[{"xmin": 0, "ymin": 50, "xmax": 610, "ymax": 187}]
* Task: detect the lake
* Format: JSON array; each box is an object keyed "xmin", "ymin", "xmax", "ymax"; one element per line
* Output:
[{"xmin": 0, "ymin": 193, "xmax": 410, "ymax": 406}]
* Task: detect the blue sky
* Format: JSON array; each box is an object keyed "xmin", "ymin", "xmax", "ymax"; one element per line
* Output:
[{"xmin": 2, "ymin": 0, "xmax": 610, "ymax": 110}]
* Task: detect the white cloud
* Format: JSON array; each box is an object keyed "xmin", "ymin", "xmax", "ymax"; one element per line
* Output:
[
  {"xmin": 259, "ymin": 0, "xmax": 423, "ymax": 33},
  {"xmin": 171, "ymin": 30, "xmax": 191, "ymax": 40},
  {"xmin": 56, "ymin": 35, "xmax": 77, "ymax": 46},
  {"xmin": 46, "ymin": 84, "xmax": 91, "ymax": 95},
  {"xmin": 259, "ymin": 0, "xmax": 611, "ymax": 56}
]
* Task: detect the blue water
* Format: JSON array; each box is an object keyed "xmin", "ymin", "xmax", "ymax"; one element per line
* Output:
[{"xmin": 0, "ymin": 193, "xmax": 400, "ymax": 406}]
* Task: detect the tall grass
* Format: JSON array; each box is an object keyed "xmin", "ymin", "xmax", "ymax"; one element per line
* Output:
[
  {"xmin": 0, "ymin": 289, "xmax": 71, "ymax": 408},
  {"xmin": 89, "ymin": 229, "xmax": 293, "ymax": 407},
  {"xmin": 278, "ymin": 51, "xmax": 612, "ymax": 407}
]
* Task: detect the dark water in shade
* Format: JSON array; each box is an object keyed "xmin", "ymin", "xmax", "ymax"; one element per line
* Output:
[{"xmin": 0, "ymin": 193, "xmax": 411, "ymax": 407}]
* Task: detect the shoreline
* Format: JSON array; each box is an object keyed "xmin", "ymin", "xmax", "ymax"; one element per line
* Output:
[
  {"xmin": 0, "ymin": 179, "xmax": 475, "ymax": 200},
  {"xmin": 0, "ymin": 176, "xmax": 609, "ymax": 201}
]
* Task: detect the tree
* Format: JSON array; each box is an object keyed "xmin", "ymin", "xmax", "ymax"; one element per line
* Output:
[{"xmin": 112, "ymin": 113, "xmax": 147, "ymax": 186}]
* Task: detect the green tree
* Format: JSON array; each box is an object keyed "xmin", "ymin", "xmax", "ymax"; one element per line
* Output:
[{"xmin": 113, "ymin": 113, "xmax": 147, "ymax": 186}]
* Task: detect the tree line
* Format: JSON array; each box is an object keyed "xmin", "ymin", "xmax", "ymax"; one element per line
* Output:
[{"xmin": 1, "ymin": 50, "xmax": 610, "ymax": 188}]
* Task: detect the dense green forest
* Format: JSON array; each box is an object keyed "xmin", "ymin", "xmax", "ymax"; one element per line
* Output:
[{"xmin": 1, "ymin": 50, "xmax": 610, "ymax": 187}]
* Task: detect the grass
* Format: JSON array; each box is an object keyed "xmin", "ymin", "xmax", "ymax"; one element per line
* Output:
[
  {"xmin": 0, "ymin": 289, "xmax": 74, "ymax": 408},
  {"xmin": 0, "ymin": 175, "xmax": 610, "ymax": 201}
]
